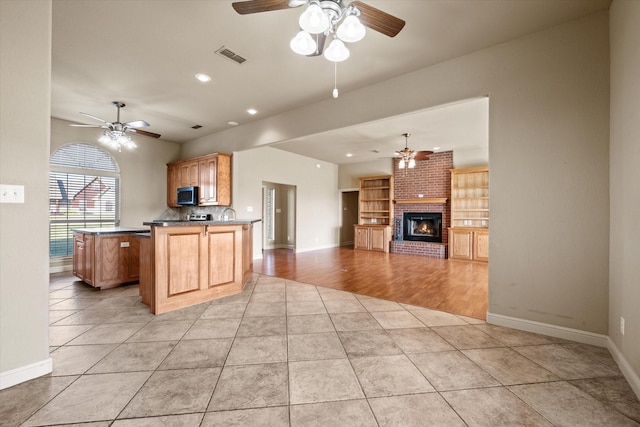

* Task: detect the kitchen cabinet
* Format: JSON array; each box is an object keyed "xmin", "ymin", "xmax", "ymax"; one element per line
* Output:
[
  {"xmin": 354, "ymin": 224, "xmax": 392, "ymax": 252},
  {"xmin": 167, "ymin": 152, "xmax": 232, "ymax": 207},
  {"xmin": 141, "ymin": 221, "xmax": 255, "ymax": 314},
  {"xmin": 73, "ymin": 233, "xmax": 94, "ymax": 285},
  {"xmin": 179, "ymin": 160, "xmax": 199, "ymax": 188},
  {"xmin": 73, "ymin": 228, "xmax": 146, "ymax": 289},
  {"xmin": 167, "ymin": 163, "xmax": 180, "ymax": 207},
  {"xmin": 198, "ymin": 153, "xmax": 231, "ymax": 206}
]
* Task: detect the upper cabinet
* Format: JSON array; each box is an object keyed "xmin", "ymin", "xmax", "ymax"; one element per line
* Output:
[
  {"xmin": 167, "ymin": 153, "xmax": 232, "ymax": 207},
  {"xmin": 199, "ymin": 153, "xmax": 231, "ymax": 206},
  {"xmin": 179, "ymin": 160, "xmax": 199, "ymax": 188}
]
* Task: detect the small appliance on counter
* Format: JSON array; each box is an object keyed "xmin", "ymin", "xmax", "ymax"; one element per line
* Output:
[{"xmin": 188, "ymin": 213, "xmax": 211, "ymax": 221}]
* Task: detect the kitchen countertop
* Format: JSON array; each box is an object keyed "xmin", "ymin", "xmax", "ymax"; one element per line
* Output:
[
  {"xmin": 72, "ymin": 227, "xmax": 149, "ymax": 235},
  {"xmin": 143, "ymin": 219, "xmax": 261, "ymax": 227}
]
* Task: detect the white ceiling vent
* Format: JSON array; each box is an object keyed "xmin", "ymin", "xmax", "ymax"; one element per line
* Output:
[{"xmin": 215, "ymin": 46, "xmax": 247, "ymax": 65}]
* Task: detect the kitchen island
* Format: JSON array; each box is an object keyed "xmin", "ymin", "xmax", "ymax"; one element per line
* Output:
[
  {"xmin": 72, "ymin": 227, "xmax": 149, "ymax": 289},
  {"xmin": 139, "ymin": 219, "xmax": 259, "ymax": 314}
]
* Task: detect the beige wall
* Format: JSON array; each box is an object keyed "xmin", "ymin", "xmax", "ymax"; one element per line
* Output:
[
  {"xmin": 0, "ymin": 0, "xmax": 52, "ymax": 384},
  {"xmin": 50, "ymin": 118, "xmax": 181, "ymax": 229},
  {"xmin": 232, "ymin": 147, "xmax": 339, "ymax": 259},
  {"xmin": 609, "ymin": 0, "xmax": 640, "ymax": 391},
  {"xmin": 3, "ymin": 2, "xmax": 637, "ymax": 392},
  {"xmin": 186, "ymin": 12, "xmax": 611, "ymax": 334}
]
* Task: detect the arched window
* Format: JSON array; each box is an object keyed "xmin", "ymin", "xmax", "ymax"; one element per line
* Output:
[{"xmin": 49, "ymin": 143, "xmax": 121, "ymax": 257}]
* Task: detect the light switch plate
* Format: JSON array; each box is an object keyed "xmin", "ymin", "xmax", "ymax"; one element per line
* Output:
[{"xmin": 0, "ymin": 184, "xmax": 25, "ymax": 203}]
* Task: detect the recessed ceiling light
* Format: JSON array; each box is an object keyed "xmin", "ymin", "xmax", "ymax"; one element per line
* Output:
[
  {"xmin": 346, "ymin": 153, "xmax": 353, "ymax": 157},
  {"xmin": 228, "ymin": 121, "xmax": 239, "ymax": 126},
  {"xmin": 433, "ymin": 146, "xmax": 441, "ymax": 151},
  {"xmin": 195, "ymin": 73, "xmax": 211, "ymax": 82},
  {"xmin": 246, "ymin": 108, "xmax": 257, "ymax": 115}
]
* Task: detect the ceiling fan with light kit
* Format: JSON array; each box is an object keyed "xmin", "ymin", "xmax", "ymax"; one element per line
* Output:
[
  {"xmin": 70, "ymin": 101, "xmax": 160, "ymax": 151},
  {"xmin": 232, "ymin": 0, "xmax": 405, "ymax": 97},
  {"xmin": 394, "ymin": 133, "xmax": 433, "ymax": 169}
]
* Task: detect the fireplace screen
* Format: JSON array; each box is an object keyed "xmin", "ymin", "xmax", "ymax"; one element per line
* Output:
[{"xmin": 402, "ymin": 212, "xmax": 443, "ymax": 243}]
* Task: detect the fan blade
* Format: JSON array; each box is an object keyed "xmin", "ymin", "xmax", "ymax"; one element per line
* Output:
[
  {"xmin": 70, "ymin": 124, "xmax": 109, "ymax": 128},
  {"xmin": 351, "ymin": 1, "xmax": 405, "ymax": 37},
  {"xmin": 129, "ymin": 128, "xmax": 161, "ymax": 139},
  {"xmin": 79, "ymin": 112, "xmax": 110, "ymax": 124},
  {"xmin": 124, "ymin": 120, "xmax": 150, "ymax": 128},
  {"xmin": 232, "ymin": 0, "xmax": 291, "ymax": 14},
  {"xmin": 414, "ymin": 151, "xmax": 433, "ymax": 161}
]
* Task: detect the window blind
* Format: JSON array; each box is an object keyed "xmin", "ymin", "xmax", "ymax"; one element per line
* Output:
[{"xmin": 49, "ymin": 144, "xmax": 120, "ymax": 257}]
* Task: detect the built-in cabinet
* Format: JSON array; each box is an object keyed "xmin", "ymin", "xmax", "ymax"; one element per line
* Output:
[
  {"xmin": 354, "ymin": 225, "xmax": 392, "ymax": 252},
  {"xmin": 73, "ymin": 230, "xmax": 142, "ymax": 289},
  {"xmin": 167, "ymin": 153, "xmax": 231, "ymax": 207},
  {"xmin": 448, "ymin": 166, "xmax": 489, "ymax": 261},
  {"xmin": 354, "ymin": 175, "xmax": 393, "ymax": 252}
]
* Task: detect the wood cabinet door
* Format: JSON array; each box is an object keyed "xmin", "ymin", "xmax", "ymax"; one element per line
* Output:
[
  {"xmin": 473, "ymin": 230, "xmax": 489, "ymax": 261},
  {"xmin": 449, "ymin": 229, "xmax": 473, "ymax": 260},
  {"xmin": 216, "ymin": 154, "xmax": 232, "ymax": 206},
  {"xmin": 205, "ymin": 225, "xmax": 242, "ymax": 287},
  {"xmin": 179, "ymin": 161, "xmax": 199, "ymax": 187},
  {"xmin": 84, "ymin": 234, "xmax": 94, "ymax": 285},
  {"xmin": 154, "ymin": 226, "xmax": 206, "ymax": 314},
  {"xmin": 73, "ymin": 233, "xmax": 85, "ymax": 279},
  {"xmin": 167, "ymin": 163, "xmax": 180, "ymax": 207},
  {"xmin": 95, "ymin": 234, "xmax": 124, "ymax": 287},
  {"xmin": 370, "ymin": 227, "xmax": 389, "ymax": 252},
  {"xmin": 354, "ymin": 226, "xmax": 370, "ymax": 250},
  {"xmin": 127, "ymin": 234, "xmax": 140, "ymax": 281},
  {"xmin": 198, "ymin": 156, "xmax": 217, "ymax": 205}
]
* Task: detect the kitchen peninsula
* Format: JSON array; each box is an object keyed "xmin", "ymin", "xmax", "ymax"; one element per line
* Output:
[{"xmin": 139, "ymin": 219, "xmax": 259, "ymax": 314}]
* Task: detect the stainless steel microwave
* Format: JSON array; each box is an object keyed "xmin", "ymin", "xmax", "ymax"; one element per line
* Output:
[{"xmin": 177, "ymin": 186, "xmax": 198, "ymax": 206}]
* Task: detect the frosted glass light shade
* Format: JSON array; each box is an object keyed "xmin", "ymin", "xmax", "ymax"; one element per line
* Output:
[
  {"xmin": 398, "ymin": 158, "xmax": 405, "ymax": 169},
  {"xmin": 336, "ymin": 15, "xmax": 366, "ymax": 42},
  {"xmin": 290, "ymin": 31, "xmax": 317, "ymax": 55},
  {"xmin": 324, "ymin": 38, "xmax": 350, "ymax": 62},
  {"xmin": 299, "ymin": 3, "xmax": 330, "ymax": 34},
  {"xmin": 408, "ymin": 158, "xmax": 416, "ymax": 168}
]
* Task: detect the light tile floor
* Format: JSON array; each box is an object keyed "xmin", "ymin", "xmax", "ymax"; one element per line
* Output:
[{"xmin": 1, "ymin": 273, "xmax": 639, "ymax": 426}]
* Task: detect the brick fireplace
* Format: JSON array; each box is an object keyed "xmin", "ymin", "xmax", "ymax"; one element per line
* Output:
[{"xmin": 390, "ymin": 151, "xmax": 452, "ymax": 258}]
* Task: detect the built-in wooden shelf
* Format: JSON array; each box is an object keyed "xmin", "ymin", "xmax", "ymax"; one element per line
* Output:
[{"xmin": 393, "ymin": 198, "xmax": 448, "ymax": 204}]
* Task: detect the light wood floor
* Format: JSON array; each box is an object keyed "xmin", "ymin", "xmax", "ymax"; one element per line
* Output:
[{"xmin": 252, "ymin": 246, "xmax": 488, "ymax": 319}]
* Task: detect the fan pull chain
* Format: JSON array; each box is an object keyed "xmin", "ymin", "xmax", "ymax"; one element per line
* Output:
[{"xmin": 332, "ymin": 62, "xmax": 339, "ymax": 99}]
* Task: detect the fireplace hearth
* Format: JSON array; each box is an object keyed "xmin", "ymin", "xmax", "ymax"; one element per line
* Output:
[{"xmin": 402, "ymin": 212, "xmax": 443, "ymax": 243}]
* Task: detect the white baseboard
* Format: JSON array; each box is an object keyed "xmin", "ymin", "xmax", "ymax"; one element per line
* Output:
[
  {"xmin": 0, "ymin": 358, "xmax": 52, "ymax": 390},
  {"xmin": 49, "ymin": 265, "xmax": 72, "ymax": 274},
  {"xmin": 486, "ymin": 312, "xmax": 609, "ymax": 347},
  {"xmin": 294, "ymin": 243, "xmax": 338, "ymax": 253},
  {"xmin": 607, "ymin": 338, "xmax": 640, "ymax": 400}
]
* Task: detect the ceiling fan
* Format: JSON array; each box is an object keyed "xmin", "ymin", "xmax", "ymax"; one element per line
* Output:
[
  {"xmin": 70, "ymin": 101, "xmax": 161, "ymax": 139},
  {"xmin": 395, "ymin": 133, "xmax": 433, "ymax": 169},
  {"xmin": 231, "ymin": 0, "xmax": 405, "ymax": 56}
]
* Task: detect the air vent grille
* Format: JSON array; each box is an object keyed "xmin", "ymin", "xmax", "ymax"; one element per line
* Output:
[{"xmin": 215, "ymin": 46, "xmax": 247, "ymax": 64}]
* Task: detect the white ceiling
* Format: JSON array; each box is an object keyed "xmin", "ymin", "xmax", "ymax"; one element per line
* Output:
[{"xmin": 51, "ymin": 0, "xmax": 610, "ymax": 164}]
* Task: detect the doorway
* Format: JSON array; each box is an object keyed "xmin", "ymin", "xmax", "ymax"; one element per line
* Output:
[
  {"xmin": 262, "ymin": 181, "xmax": 297, "ymax": 251},
  {"xmin": 340, "ymin": 190, "xmax": 359, "ymax": 246}
]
